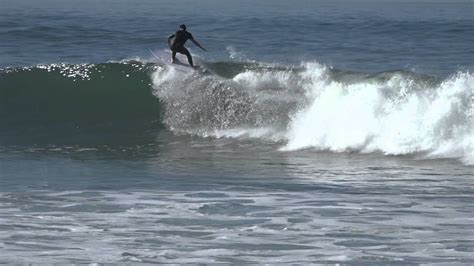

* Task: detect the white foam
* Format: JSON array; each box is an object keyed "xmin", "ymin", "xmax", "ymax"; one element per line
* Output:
[
  {"xmin": 284, "ymin": 68, "xmax": 473, "ymax": 165},
  {"xmin": 226, "ymin": 46, "xmax": 246, "ymax": 61},
  {"xmin": 151, "ymin": 60, "xmax": 473, "ymax": 165}
]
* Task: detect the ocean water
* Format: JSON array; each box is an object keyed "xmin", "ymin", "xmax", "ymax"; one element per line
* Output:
[{"xmin": 1, "ymin": 0, "xmax": 473, "ymax": 263}]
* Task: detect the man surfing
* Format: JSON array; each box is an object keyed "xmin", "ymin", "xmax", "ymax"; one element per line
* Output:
[{"xmin": 168, "ymin": 24, "xmax": 207, "ymax": 68}]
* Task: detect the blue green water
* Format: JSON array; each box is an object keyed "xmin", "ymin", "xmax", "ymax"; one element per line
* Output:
[{"xmin": 0, "ymin": 0, "xmax": 473, "ymax": 263}]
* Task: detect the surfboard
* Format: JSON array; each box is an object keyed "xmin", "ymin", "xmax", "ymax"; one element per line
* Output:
[{"xmin": 150, "ymin": 49, "xmax": 196, "ymax": 72}]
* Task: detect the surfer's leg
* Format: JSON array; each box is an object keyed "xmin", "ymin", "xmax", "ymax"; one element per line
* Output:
[
  {"xmin": 184, "ymin": 48, "xmax": 194, "ymax": 67},
  {"xmin": 179, "ymin": 47, "xmax": 193, "ymax": 67},
  {"xmin": 171, "ymin": 51, "xmax": 177, "ymax": 63}
]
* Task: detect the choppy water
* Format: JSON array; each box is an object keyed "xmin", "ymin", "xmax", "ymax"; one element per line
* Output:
[
  {"xmin": 1, "ymin": 142, "xmax": 473, "ymax": 263},
  {"xmin": 0, "ymin": 0, "xmax": 473, "ymax": 263}
]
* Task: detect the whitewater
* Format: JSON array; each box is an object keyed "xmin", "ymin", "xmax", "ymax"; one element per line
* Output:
[{"xmin": 150, "ymin": 60, "xmax": 473, "ymax": 165}]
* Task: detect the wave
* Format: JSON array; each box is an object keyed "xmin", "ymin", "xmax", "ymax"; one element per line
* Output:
[
  {"xmin": 283, "ymin": 65, "xmax": 473, "ymax": 165},
  {"xmin": 1, "ymin": 60, "xmax": 472, "ymax": 164},
  {"xmin": 152, "ymin": 61, "xmax": 473, "ymax": 165},
  {"xmin": 0, "ymin": 61, "xmax": 163, "ymax": 144}
]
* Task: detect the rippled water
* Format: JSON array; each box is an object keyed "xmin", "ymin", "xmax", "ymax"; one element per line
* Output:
[{"xmin": 1, "ymin": 137, "xmax": 473, "ymax": 263}]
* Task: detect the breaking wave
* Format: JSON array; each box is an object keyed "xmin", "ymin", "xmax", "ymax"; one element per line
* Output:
[
  {"xmin": 152, "ymin": 61, "xmax": 473, "ymax": 165},
  {"xmin": 1, "ymin": 59, "xmax": 472, "ymax": 164}
]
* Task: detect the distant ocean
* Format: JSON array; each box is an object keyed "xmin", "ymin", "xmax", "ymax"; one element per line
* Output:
[{"xmin": 1, "ymin": 0, "xmax": 473, "ymax": 263}]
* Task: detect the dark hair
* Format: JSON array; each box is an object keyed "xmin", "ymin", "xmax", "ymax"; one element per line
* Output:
[{"xmin": 179, "ymin": 24, "xmax": 186, "ymax": 30}]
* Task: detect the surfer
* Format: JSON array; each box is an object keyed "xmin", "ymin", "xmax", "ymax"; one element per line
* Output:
[{"xmin": 168, "ymin": 24, "xmax": 207, "ymax": 67}]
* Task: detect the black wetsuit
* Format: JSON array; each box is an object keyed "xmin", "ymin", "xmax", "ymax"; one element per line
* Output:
[
  {"xmin": 169, "ymin": 29, "xmax": 194, "ymax": 66},
  {"xmin": 169, "ymin": 29, "xmax": 193, "ymax": 53}
]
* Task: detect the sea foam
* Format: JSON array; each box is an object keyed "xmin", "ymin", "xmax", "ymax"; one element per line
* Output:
[{"xmin": 284, "ymin": 64, "xmax": 473, "ymax": 165}]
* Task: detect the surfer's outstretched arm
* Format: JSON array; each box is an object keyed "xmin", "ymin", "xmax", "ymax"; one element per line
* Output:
[{"xmin": 191, "ymin": 38, "xmax": 207, "ymax": 51}]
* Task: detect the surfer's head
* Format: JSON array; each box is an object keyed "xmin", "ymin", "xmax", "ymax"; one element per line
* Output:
[{"xmin": 179, "ymin": 24, "xmax": 186, "ymax": 30}]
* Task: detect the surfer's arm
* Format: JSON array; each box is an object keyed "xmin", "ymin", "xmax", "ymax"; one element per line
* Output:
[
  {"xmin": 167, "ymin": 34, "xmax": 175, "ymax": 46},
  {"xmin": 191, "ymin": 38, "xmax": 207, "ymax": 51}
]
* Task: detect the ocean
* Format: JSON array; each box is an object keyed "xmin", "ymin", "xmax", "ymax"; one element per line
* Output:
[{"xmin": 0, "ymin": 0, "xmax": 473, "ymax": 263}]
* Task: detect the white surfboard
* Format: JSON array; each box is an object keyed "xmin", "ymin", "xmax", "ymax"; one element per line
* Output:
[{"xmin": 150, "ymin": 49, "xmax": 196, "ymax": 72}]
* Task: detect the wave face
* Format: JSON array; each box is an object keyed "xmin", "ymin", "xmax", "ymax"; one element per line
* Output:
[
  {"xmin": 152, "ymin": 62, "xmax": 473, "ymax": 165},
  {"xmin": 0, "ymin": 62, "xmax": 162, "ymax": 144},
  {"xmin": 1, "ymin": 60, "xmax": 472, "ymax": 164}
]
